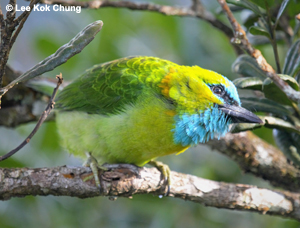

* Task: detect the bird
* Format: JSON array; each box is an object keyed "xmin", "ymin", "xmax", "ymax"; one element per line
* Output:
[{"xmin": 55, "ymin": 56, "xmax": 262, "ymax": 193}]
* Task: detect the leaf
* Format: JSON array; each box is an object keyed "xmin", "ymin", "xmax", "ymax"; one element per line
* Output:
[
  {"xmin": 232, "ymin": 55, "xmax": 266, "ymax": 79},
  {"xmin": 240, "ymin": 97, "xmax": 293, "ymax": 117},
  {"xmin": 248, "ymin": 0, "xmax": 281, "ymax": 10},
  {"xmin": 248, "ymin": 31, "xmax": 285, "ymax": 45},
  {"xmin": 285, "ymin": 0, "xmax": 300, "ymax": 18},
  {"xmin": 233, "ymin": 77, "xmax": 263, "ymax": 90},
  {"xmin": 26, "ymin": 78, "xmax": 64, "ymax": 97},
  {"xmin": 274, "ymin": 0, "xmax": 291, "ymax": 29},
  {"xmin": 282, "ymin": 39, "xmax": 300, "ymax": 76},
  {"xmin": 273, "ymin": 129, "xmax": 300, "ymax": 166},
  {"xmin": 241, "ymin": 10, "xmax": 260, "ymax": 28},
  {"xmin": 0, "ymin": 20, "xmax": 104, "ymax": 98},
  {"xmin": 247, "ymin": 34, "xmax": 270, "ymax": 45},
  {"xmin": 231, "ymin": 122, "xmax": 262, "ymax": 133},
  {"xmin": 292, "ymin": 20, "xmax": 300, "ymax": 42},
  {"xmin": 262, "ymin": 116, "xmax": 300, "ymax": 134},
  {"xmin": 296, "ymin": 71, "xmax": 300, "ymax": 84},
  {"xmin": 227, "ymin": 0, "xmax": 263, "ymax": 16},
  {"xmin": 227, "ymin": 0, "xmax": 271, "ymax": 28},
  {"xmin": 232, "ymin": 115, "xmax": 300, "ymax": 134},
  {"xmin": 256, "ymin": 18, "xmax": 272, "ymax": 35},
  {"xmin": 263, "ymin": 74, "xmax": 299, "ymax": 106},
  {"xmin": 249, "ymin": 25, "xmax": 271, "ymax": 38}
]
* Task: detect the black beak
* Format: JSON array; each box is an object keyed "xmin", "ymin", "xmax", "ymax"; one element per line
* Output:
[{"xmin": 218, "ymin": 104, "xmax": 263, "ymax": 124}]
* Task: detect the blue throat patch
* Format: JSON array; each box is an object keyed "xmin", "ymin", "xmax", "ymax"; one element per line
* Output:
[{"xmin": 172, "ymin": 105, "xmax": 232, "ymax": 146}]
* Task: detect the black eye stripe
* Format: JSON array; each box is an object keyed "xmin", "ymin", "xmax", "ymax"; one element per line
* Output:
[{"xmin": 210, "ymin": 84, "xmax": 237, "ymax": 105}]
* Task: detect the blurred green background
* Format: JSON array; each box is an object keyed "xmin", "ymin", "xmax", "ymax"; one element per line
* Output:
[{"xmin": 0, "ymin": 0, "xmax": 298, "ymax": 227}]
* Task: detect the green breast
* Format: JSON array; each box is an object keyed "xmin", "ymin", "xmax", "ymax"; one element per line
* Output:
[{"xmin": 56, "ymin": 92, "xmax": 188, "ymax": 166}]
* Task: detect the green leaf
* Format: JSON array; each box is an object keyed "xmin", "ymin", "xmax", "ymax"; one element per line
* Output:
[
  {"xmin": 292, "ymin": 20, "xmax": 300, "ymax": 41},
  {"xmin": 263, "ymin": 74, "xmax": 299, "ymax": 106},
  {"xmin": 273, "ymin": 129, "xmax": 300, "ymax": 166},
  {"xmin": 247, "ymin": 34, "xmax": 270, "ymax": 45},
  {"xmin": 231, "ymin": 122, "xmax": 262, "ymax": 133},
  {"xmin": 241, "ymin": 10, "xmax": 260, "ymax": 28},
  {"xmin": 248, "ymin": 31, "xmax": 285, "ymax": 45},
  {"xmin": 227, "ymin": 0, "xmax": 263, "ymax": 16},
  {"xmin": 285, "ymin": 0, "xmax": 300, "ymax": 18},
  {"xmin": 274, "ymin": 0, "xmax": 291, "ymax": 29},
  {"xmin": 232, "ymin": 115, "xmax": 300, "ymax": 134},
  {"xmin": 249, "ymin": 25, "xmax": 271, "ymax": 38},
  {"xmin": 248, "ymin": 0, "xmax": 281, "ymax": 10},
  {"xmin": 26, "ymin": 78, "xmax": 64, "ymax": 97},
  {"xmin": 240, "ymin": 96, "xmax": 293, "ymax": 116},
  {"xmin": 227, "ymin": 0, "xmax": 270, "ymax": 28},
  {"xmin": 296, "ymin": 71, "xmax": 300, "ymax": 84},
  {"xmin": 262, "ymin": 116, "xmax": 300, "ymax": 134},
  {"xmin": 232, "ymin": 55, "xmax": 266, "ymax": 79},
  {"xmin": 283, "ymin": 39, "xmax": 300, "ymax": 79},
  {"xmin": 233, "ymin": 77, "xmax": 263, "ymax": 90},
  {"xmin": 256, "ymin": 18, "xmax": 272, "ymax": 35}
]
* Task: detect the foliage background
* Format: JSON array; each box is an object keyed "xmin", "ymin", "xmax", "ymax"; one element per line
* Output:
[{"xmin": 0, "ymin": 0, "xmax": 298, "ymax": 227}]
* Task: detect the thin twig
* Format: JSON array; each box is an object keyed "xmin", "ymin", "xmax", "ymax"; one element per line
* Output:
[
  {"xmin": 0, "ymin": 0, "xmax": 38, "ymax": 88},
  {"xmin": 0, "ymin": 5, "xmax": 4, "ymax": 26},
  {"xmin": 0, "ymin": 74, "xmax": 63, "ymax": 162},
  {"xmin": 0, "ymin": 1, "xmax": 16, "ymax": 87},
  {"xmin": 9, "ymin": 0, "xmax": 41, "ymax": 50},
  {"xmin": 13, "ymin": 0, "xmax": 39, "ymax": 24},
  {"xmin": 265, "ymin": 3, "xmax": 281, "ymax": 73},
  {"xmin": 217, "ymin": 0, "xmax": 300, "ymax": 103},
  {"xmin": 6, "ymin": 0, "xmax": 16, "ymax": 23},
  {"xmin": 270, "ymin": 37, "xmax": 281, "ymax": 73}
]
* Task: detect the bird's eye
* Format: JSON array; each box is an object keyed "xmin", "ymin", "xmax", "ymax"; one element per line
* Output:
[{"xmin": 212, "ymin": 85, "xmax": 224, "ymax": 95}]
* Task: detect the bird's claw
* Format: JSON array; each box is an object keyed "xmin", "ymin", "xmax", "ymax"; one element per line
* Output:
[
  {"xmin": 83, "ymin": 152, "xmax": 107, "ymax": 193},
  {"xmin": 148, "ymin": 160, "xmax": 171, "ymax": 196}
]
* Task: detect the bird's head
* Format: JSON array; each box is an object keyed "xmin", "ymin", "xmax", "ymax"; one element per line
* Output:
[{"xmin": 161, "ymin": 65, "xmax": 262, "ymax": 146}]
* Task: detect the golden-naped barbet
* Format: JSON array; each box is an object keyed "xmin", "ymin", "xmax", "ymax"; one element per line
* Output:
[{"xmin": 55, "ymin": 56, "xmax": 262, "ymax": 192}]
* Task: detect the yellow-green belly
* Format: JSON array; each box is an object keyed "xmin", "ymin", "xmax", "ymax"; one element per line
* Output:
[{"xmin": 56, "ymin": 94, "xmax": 188, "ymax": 166}]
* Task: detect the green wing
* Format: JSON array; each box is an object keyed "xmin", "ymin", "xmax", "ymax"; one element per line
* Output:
[{"xmin": 55, "ymin": 56, "xmax": 176, "ymax": 115}]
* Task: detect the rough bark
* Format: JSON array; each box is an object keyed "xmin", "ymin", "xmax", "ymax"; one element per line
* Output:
[
  {"xmin": 207, "ymin": 132, "xmax": 300, "ymax": 192},
  {"xmin": 1, "ymin": 164, "xmax": 300, "ymax": 221}
]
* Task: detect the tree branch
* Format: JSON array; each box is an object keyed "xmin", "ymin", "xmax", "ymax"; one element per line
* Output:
[
  {"xmin": 217, "ymin": 0, "xmax": 300, "ymax": 103},
  {"xmin": 0, "ymin": 74, "xmax": 63, "ymax": 161},
  {"xmin": 0, "ymin": 66, "xmax": 49, "ymax": 127},
  {"xmin": 2, "ymin": 94, "xmax": 300, "ymax": 193},
  {"xmin": 1, "ymin": 164, "xmax": 299, "ymax": 220},
  {"xmin": 207, "ymin": 131, "xmax": 300, "ymax": 192},
  {"xmin": 9, "ymin": 0, "xmax": 41, "ymax": 50},
  {"xmin": 0, "ymin": 6, "xmax": 4, "ymax": 24},
  {"xmin": 0, "ymin": 0, "xmax": 40, "ymax": 88}
]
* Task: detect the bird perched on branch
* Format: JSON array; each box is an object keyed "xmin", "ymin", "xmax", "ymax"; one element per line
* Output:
[{"xmin": 55, "ymin": 56, "xmax": 262, "ymax": 193}]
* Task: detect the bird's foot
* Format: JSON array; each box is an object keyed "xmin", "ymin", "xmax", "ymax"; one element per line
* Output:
[
  {"xmin": 148, "ymin": 160, "xmax": 171, "ymax": 196},
  {"xmin": 83, "ymin": 152, "xmax": 108, "ymax": 192}
]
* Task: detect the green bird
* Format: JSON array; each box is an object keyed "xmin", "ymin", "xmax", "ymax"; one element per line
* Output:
[{"xmin": 55, "ymin": 56, "xmax": 262, "ymax": 192}]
